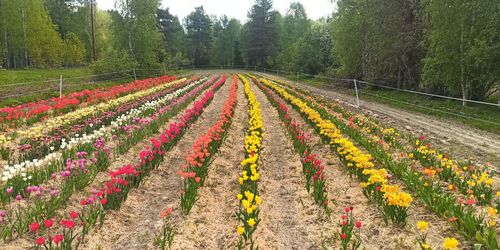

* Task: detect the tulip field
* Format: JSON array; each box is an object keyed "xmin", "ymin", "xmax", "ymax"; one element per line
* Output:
[{"xmin": 0, "ymin": 72, "xmax": 498, "ymax": 250}]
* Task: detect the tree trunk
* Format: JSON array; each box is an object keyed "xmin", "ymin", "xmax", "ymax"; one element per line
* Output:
[
  {"xmin": 460, "ymin": 18, "xmax": 467, "ymax": 107},
  {"xmin": 3, "ymin": 18, "xmax": 9, "ymax": 69},
  {"xmin": 22, "ymin": 6, "xmax": 28, "ymax": 69}
]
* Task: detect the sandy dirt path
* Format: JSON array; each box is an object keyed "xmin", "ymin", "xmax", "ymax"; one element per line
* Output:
[
  {"xmin": 170, "ymin": 77, "xmax": 246, "ymax": 249},
  {"xmin": 254, "ymin": 79, "xmax": 461, "ymax": 249},
  {"xmin": 0, "ymin": 77, "xmax": 214, "ymax": 250},
  {"xmin": 81, "ymin": 76, "xmax": 232, "ymax": 250},
  {"xmin": 248, "ymin": 79, "xmax": 327, "ymax": 249}
]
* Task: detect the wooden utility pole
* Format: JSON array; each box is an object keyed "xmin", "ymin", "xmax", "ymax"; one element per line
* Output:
[{"xmin": 90, "ymin": 0, "xmax": 97, "ymax": 61}]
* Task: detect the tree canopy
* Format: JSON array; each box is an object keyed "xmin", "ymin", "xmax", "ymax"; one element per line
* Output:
[{"xmin": 0, "ymin": 0, "xmax": 498, "ymax": 102}]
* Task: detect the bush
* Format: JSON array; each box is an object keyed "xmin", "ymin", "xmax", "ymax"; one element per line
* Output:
[{"xmin": 90, "ymin": 50, "xmax": 138, "ymax": 80}]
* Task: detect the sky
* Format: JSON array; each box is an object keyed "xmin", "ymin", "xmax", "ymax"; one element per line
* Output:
[{"xmin": 96, "ymin": 0, "xmax": 334, "ymax": 22}]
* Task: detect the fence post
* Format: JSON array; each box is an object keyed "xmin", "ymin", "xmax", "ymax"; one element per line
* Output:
[
  {"xmin": 296, "ymin": 72, "xmax": 299, "ymax": 82},
  {"xmin": 254, "ymin": 65, "xmax": 257, "ymax": 71},
  {"xmin": 354, "ymin": 79, "xmax": 360, "ymax": 108},
  {"xmin": 132, "ymin": 68, "xmax": 137, "ymax": 81},
  {"xmin": 59, "ymin": 75, "xmax": 63, "ymax": 98},
  {"xmin": 192, "ymin": 65, "xmax": 195, "ymax": 71},
  {"xmin": 276, "ymin": 69, "xmax": 279, "ymax": 76}
]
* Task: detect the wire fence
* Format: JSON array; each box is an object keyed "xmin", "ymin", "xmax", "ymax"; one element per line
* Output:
[
  {"xmin": 245, "ymin": 66, "xmax": 500, "ymax": 131},
  {"xmin": 1, "ymin": 65, "xmax": 499, "ymax": 130}
]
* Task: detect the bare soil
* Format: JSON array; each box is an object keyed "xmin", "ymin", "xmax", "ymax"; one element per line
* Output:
[
  {"xmin": 81, "ymin": 76, "xmax": 233, "ymax": 250},
  {"xmin": 255, "ymin": 81, "xmax": 462, "ymax": 249},
  {"xmin": 170, "ymin": 77, "xmax": 245, "ymax": 249}
]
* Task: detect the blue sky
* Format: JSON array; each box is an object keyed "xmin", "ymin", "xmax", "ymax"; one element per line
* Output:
[{"xmin": 96, "ymin": 0, "xmax": 334, "ymax": 21}]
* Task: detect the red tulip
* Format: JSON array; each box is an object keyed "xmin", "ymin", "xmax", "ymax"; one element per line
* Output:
[
  {"xmin": 101, "ymin": 198, "xmax": 108, "ymax": 205},
  {"xmin": 29, "ymin": 222, "xmax": 40, "ymax": 232},
  {"xmin": 44, "ymin": 219, "xmax": 54, "ymax": 228},
  {"xmin": 70, "ymin": 211, "xmax": 79, "ymax": 219},
  {"xmin": 36, "ymin": 237, "xmax": 45, "ymax": 245},
  {"xmin": 340, "ymin": 233, "xmax": 347, "ymax": 239},
  {"xmin": 52, "ymin": 234, "xmax": 64, "ymax": 244},
  {"xmin": 355, "ymin": 221, "xmax": 362, "ymax": 228}
]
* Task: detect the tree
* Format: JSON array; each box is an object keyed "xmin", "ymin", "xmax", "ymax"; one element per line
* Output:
[
  {"xmin": 422, "ymin": 0, "xmax": 500, "ymax": 103},
  {"xmin": 246, "ymin": 0, "xmax": 280, "ymax": 66},
  {"xmin": 330, "ymin": 0, "xmax": 363, "ymax": 78},
  {"xmin": 157, "ymin": 7, "xmax": 187, "ymax": 56},
  {"xmin": 286, "ymin": 21, "xmax": 332, "ymax": 75},
  {"xmin": 113, "ymin": 0, "xmax": 162, "ymax": 67},
  {"xmin": 277, "ymin": 2, "xmax": 311, "ymax": 71},
  {"xmin": 0, "ymin": 0, "xmax": 64, "ymax": 68},
  {"xmin": 185, "ymin": 6, "xmax": 212, "ymax": 67},
  {"xmin": 281, "ymin": 2, "xmax": 310, "ymax": 50},
  {"xmin": 331, "ymin": 0, "xmax": 423, "ymax": 88},
  {"xmin": 64, "ymin": 32, "xmax": 86, "ymax": 67},
  {"xmin": 211, "ymin": 16, "xmax": 242, "ymax": 67},
  {"xmin": 233, "ymin": 40, "xmax": 244, "ymax": 66}
]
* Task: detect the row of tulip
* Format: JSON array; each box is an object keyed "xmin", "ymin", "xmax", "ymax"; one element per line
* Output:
[
  {"xmin": 9, "ymin": 77, "xmax": 200, "ymax": 164},
  {"xmin": 267, "ymin": 77, "xmax": 498, "ymax": 249},
  {"xmin": 251, "ymin": 76, "xmax": 329, "ymax": 211},
  {"xmin": 10, "ymin": 77, "xmax": 186, "ymax": 146},
  {"xmin": 1, "ymin": 77, "xmax": 204, "ymax": 185},
  {"xmin": 0, "ymin": 77, "xmax": 213, "ymax": 206},
  {"xmin": 258, "ymin": 77, "xmax": 413, "ymax": 226},
  {"xmin": 1, "ymin": 76, "xmax": 188, "ymax": 172},
  {"xmin": 27, "ymin": 75, "xmax": 228, "ymax": 248},
  {"xmin": 0, "ymin": 76, "xmax": 177, "ymax": 130},
  {"xmin": 236, "ymin": 75, "xmax": 263, "ymax": 249},
  {"xmin": 306, "ymin": 89, "xmax": 497, "ymax": 209},
  {"xmin": 412, "ymin": 137, "xmax": 496, "ymax": 206},
  {"xmin": 273, "ymin": 77, "xmax": 497, "ymax": 209},
  {"xmin": 331, "ymin": 106, "xmax": 498, "ymax": 210},
  {"xmin": 0, "ymin": 77, "xmax": 222, "ymax": 242},
  {"xmin": 0, "ymin": 138, "xmax": 111, "ymax": 242},
  {"xmin": 179, "ymin": 75, "xmax": 238, "ymax": 214}
]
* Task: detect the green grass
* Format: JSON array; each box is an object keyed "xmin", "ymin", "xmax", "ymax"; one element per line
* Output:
[
  {"xmin": 0, "ymin": 67, "xmax": 191, "ymax": 108},
  {"xmin": 279, "ymin": 74, "xmax": 500, "ymax": 134},
  {"xmin": 0, "ymin": 67, "xmax": 91, "ymax": 85}
]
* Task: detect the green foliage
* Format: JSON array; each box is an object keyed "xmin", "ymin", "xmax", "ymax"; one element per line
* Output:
[
  {"xmin": 90, "ymin": 49, "xmax": 137, "ymax": 78},
  {"xmin": 113, "ymin": 0, "xmax": 162, "ymax": 68},
  {"xmin": 280, "ymin": 2, "xmax": 310, "ymax": 51},
  {"xmin": 287, "ymin": 22, "xmax": 333, "ymax": 75},
  {"xmin": 157, "ymin": 8, "xmax": 187, "ymax": 57},
  {"xmin": 330, "ymin": 0, "xmax": 363, "ymax": 78},
  {"xmin": 185, "ymin": 6, "xmax": 213, "ymax": 66},
  {"xmin": 211, "ymin": 16, "xmax": 242, "ymax": 66},
  {"xmin": 246, "ymin": 0, "xmax": 280, "ymax": 66},
  {"xmin": 0, "ymin": 0, "xmax": 65, "ymax": 68},
  {"xmin": 422, "ymin": 0, "xmax": 500, "ymax": 101},
  {"xmin": 164, "ymin": 52, "xmax": 191, "ymax": 69},
  {"xmin": 64, "ymin": 32, "xmax": 86, "ymax": 67},
  {"xmin": 331, "ymin": 0, "xmax": 423, "ymax": 88}
]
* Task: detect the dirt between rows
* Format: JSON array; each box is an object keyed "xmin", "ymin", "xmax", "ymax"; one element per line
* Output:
[{"xmin": 259, "ymin": 73, "xmax": 500, "ymax": 169}]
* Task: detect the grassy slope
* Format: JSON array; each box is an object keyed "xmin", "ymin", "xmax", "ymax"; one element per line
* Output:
[
  {"xmin": 281, "ymin": 74, "xmax": 500, "ymax": 134},
  {"xmin": 0, "ymin": 68, "xmax": 91, "ymax": 85}
]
